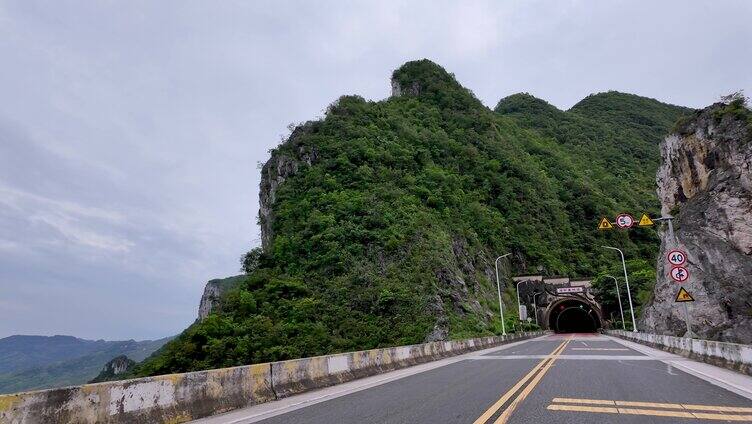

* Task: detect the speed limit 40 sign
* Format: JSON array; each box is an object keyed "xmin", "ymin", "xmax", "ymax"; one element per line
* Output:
[{"xmin": 667, "ymin": 249, "xmax": 687, "ymax": 266}]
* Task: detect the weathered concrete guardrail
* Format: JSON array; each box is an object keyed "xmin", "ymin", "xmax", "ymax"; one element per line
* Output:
[
  {"xmin": 607, "ymin": 330, "xmax": 752, "ymax": 376},
  {"xmin": 0, "ymin": 331, "xmax": 544, "ymax": 423}
]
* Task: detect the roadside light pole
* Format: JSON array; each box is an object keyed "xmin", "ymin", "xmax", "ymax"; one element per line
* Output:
[
  {"xmin": 495, "ymin": 253, "xmax": 512, "ymax": 336},
  {"xmin": 531, "ymin": 291, "xmax": 542, "ymax": 326},
  {"xmin": 602, "ymin": 246, "xmax": 637, "ymax": 332},
  {"xmin": 606, "ymin": 274, "xmax": 625, "ymax": 330}
]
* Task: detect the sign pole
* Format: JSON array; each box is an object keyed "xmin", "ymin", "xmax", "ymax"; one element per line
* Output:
[
  {"xmin": 683, "ymin": 302, "xmax": 692, "ymax": 337},
  {"xmin": 667, "ymin": 216, "xmax": 675, "ymax": 245},
  {"xmin": 660, "ymin": 215, "xmax": 697, "ymax": 338}
]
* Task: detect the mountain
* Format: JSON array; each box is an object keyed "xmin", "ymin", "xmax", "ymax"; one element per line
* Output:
[
  {"xmin": 0, "ymin": 335, "xmax": 171, "ymax": 394},
  {"xmin": 640, "ymin": 95, "xmax": 752, "ymax": 342},
  {"xmin": 133, "ymin": 59, "xmax": 690, "ymax": 377},
  {"xmin": 89, "ymin": 355, "xmax": 136, "ymax": 383}
]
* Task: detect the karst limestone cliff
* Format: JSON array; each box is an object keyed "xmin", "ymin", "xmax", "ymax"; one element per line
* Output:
[{"xmin": 640, "ymin": 98, "xmax": 752, "ymax": 343}]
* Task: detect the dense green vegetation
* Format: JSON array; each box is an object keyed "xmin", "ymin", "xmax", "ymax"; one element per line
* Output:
[
  {"xmin": 714, "ymin": 92, "xmax": 752, "ymax": 141},
  {"xmin": 590, "ymin": 259, "xmax": 657, "ymax": 330},
  {"xmin": 135, "ymin": 60, "xmax": 690, "ymax": 376}
]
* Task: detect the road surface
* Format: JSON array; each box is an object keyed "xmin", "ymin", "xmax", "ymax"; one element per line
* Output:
[{"xmin": 195, "ymin": 334, "xmax": 752, "ymax": 423}]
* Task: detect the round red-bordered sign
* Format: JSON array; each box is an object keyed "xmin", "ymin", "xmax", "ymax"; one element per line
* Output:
[
  {"xmin": 667, "ymin": 249, "xmax": 687, "ymax": 266},
  {"xmin": 615, "ymin": 213, "xmax": 635, "ymax": 229},
  {"xmin": 670, "ymin": 266, "xmax": 690, "ymax": 283}
]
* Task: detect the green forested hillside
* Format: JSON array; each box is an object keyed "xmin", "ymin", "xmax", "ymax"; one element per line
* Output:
[
  {"xmin": 135, "ymin": 60, "xmax": 690, "ymax": 376},
  {"xmin": 0, "ymin": 335, "xmax": 170, "ymax": 394}
]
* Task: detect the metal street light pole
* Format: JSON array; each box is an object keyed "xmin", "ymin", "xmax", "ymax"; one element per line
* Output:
[
  {"xmin": 531, "ymin": 291, "xmax": 541, "ymax": 326},
  {"xmin": 495, "ymin": 253, "xmax": 512, "ymax": 336},
  {"xmin": 602, "ymin": 246, "xmax": 637, "ymax": 332},
  {"xmin": 606, "ymin": 274, "xmax": 625, "ymax": 330}
]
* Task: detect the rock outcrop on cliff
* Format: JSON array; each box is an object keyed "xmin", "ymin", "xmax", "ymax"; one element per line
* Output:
[
  {"xmin": 640, "ymin": 99, "xmax": 752, "ymax": 343},
  {"xmin": 88, "ymin": 355, "xmax": 136, "ymax": 383},
  {"xmin": 259, "ymin": 124, "xmax": 318, "ymax": 251},
  {"xmin": 197, "ymin": 275, "xmax": 245, "ymax": 320}
]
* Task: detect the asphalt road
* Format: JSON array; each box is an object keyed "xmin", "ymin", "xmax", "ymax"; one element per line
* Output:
[{"xmin": 195, "ymin": 334, "xmax": 752, "ymax": 423}]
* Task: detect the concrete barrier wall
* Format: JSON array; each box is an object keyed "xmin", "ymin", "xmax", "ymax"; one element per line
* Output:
[
  {"xmin": 607, "ymin": 330, "xmax": 752, "ymax": 375},
  {"xmin": 0, "ymin": 331, "xmax": 543, "ymax": 423}
]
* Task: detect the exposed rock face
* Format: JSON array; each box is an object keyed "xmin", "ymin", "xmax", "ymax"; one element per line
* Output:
[
  {"xmin": 197, "ymin": 275, "xmax": 246, "ymax": 320},
  {"xmin": 88, "ymin": 355, "xmax": 135, "ymax": 383},
  {"xmin": 259, "ymin": 123, "xmax": 318, "ymax": 251},
  {"xmin": 641, "ymin": 102, "xmax": 752, "ymax": 343},
  {"xmin": 390, "ymin": 78, "xmax": 420, "ymax": 97}
]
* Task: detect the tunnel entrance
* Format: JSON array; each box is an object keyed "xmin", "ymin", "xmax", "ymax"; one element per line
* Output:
[{"xmin": 547, "ymin": 298, "xmax": 601, "ymax": 333}]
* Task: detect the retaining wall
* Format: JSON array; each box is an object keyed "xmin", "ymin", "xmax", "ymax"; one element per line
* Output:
[
  {"xmin": 607, "ymin": 330, "xmax": 752, "ymax": 376},
  {"xmin": 0, "ymin": 331, "xmax": 543, "ymax": 423}
]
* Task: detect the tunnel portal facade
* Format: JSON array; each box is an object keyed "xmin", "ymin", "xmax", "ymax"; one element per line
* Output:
[
  {"xmin": 512, "ymin": 275, "xmax": 604, "ymax": 334},
  {"xmin": 543, "ymin": 297, "xmax": 603, "ymax": 333}
]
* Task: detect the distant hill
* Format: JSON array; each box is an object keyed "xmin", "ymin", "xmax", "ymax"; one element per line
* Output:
[{"xmin": 0, "ymin": 335, "xmax": 171, "ymax": 394}]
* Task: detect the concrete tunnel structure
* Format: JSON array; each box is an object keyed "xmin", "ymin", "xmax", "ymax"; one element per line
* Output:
[
  {"xmin": 543, "ymin": 296, "xmax": 603, "ymax": 333},
  {"xmin": 512, "ymin": 275, "xmax": 604, "ymax": 333}
]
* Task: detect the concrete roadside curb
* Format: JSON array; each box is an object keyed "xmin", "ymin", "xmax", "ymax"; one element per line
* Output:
[
  {"xmin": 0, "ymin": 331, "xmax": 545, "ymax": 423},
  {"xmin": 606, "ymin": 330, "xmax": 752, "ymax": 376}
]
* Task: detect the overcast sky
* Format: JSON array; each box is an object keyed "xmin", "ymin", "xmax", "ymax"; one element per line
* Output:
[{"xmin": 1, "ymin": 1, "xmax": 750, "ymax": 341}]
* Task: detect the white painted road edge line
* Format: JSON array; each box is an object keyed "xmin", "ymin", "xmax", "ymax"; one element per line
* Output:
[
  {"xmin": 468, "ymin": 355, "xmax": 682, "ymax": 360},
  {"xmin": 607, "ymin": 335, "xmax": 752, "ymax": 401},
  {"xmin": 191, "ymin": 335, "xmax": 550, "ymax": 424}
]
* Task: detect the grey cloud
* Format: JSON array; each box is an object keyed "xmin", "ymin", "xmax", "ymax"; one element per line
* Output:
[{"xmin": 0, "ymin": 0, "xmax": 750, "ymax": 340}]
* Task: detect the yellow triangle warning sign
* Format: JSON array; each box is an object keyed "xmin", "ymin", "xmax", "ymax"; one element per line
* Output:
[
  {"xmin": 638, "ymin": 213, "xmax": 654, "ymax": 227},
  {"xmin": 598, "ymin": 217, "xmax": 613, "ymax": 230},
  {"xmin": 675, "ymin": 287, "xmax": 695, "ymax": 302}
]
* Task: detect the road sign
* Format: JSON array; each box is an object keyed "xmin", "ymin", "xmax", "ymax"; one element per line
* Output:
[
  {"xmin": 675, "ymin": 287, "xmax": 695, "ymax": 302},
  {"xmin": 615, "ymin": 213, "xmax": 635, "ymax": 229},
  {"xmin": 670, "ymin": 266, "xmax": 690, "ymax": 282},
  {"xmin": 557, "ymin": 286, "xmax": 584, "ymax": 294},
  {"xmin": 598, "ymin": 217, "xmax": 613, "ymax": 230},
  {"xmin": 638, "ymin": 213, "xmax": 654, "ymax": 226},
  {"xmin": 667, "ymin": 249, "xmax": 687, "ymax": 266}
]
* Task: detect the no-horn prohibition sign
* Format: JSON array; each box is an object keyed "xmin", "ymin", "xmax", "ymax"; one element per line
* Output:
[{"xmin": 670, "ymin": 266, "xmax": 690, "ymax": 283}]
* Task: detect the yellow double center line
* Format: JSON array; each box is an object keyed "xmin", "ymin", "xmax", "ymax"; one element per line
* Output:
[{"xmin": 473, "ymin": 337, "xmax": 571, "ymax": 424}]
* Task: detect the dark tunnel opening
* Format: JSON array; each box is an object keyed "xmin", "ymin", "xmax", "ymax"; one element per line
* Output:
[{"xmin": 548, "ymin": 299, "xmax": 601, "ymax": 333}]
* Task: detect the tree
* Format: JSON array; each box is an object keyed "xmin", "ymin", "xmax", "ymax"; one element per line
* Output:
[{"xmin": 240, "ymin": 247, "xmax": 263, "ymax": 274}]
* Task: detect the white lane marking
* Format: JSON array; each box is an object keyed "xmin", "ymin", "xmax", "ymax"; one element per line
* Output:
[
  {"xmin": 571, "ymin": 347, "xmax": 629, "ymax": 351},
  {"xmin": 667, "ymin": 363, "xmax": 677, "ymax": 375},
  {"xmin": 581, "ymin": 341, "xmax": 589, "ymax": 347},
  {"xmin": 469, "ymin": 355, "xmax": 680, "ymax": 361},
  {"xmin": 191, "ymin": 335, "xmax": 549, "ymax": 423},
  {"xmin": 607, "ymin": 335, "xmax": 752, "ymax": 401}
]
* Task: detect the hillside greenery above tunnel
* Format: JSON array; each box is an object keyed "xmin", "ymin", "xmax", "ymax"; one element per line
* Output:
[{"xmin": 134, "ymin": 60, "xmax": 691, "ymax": 376}]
